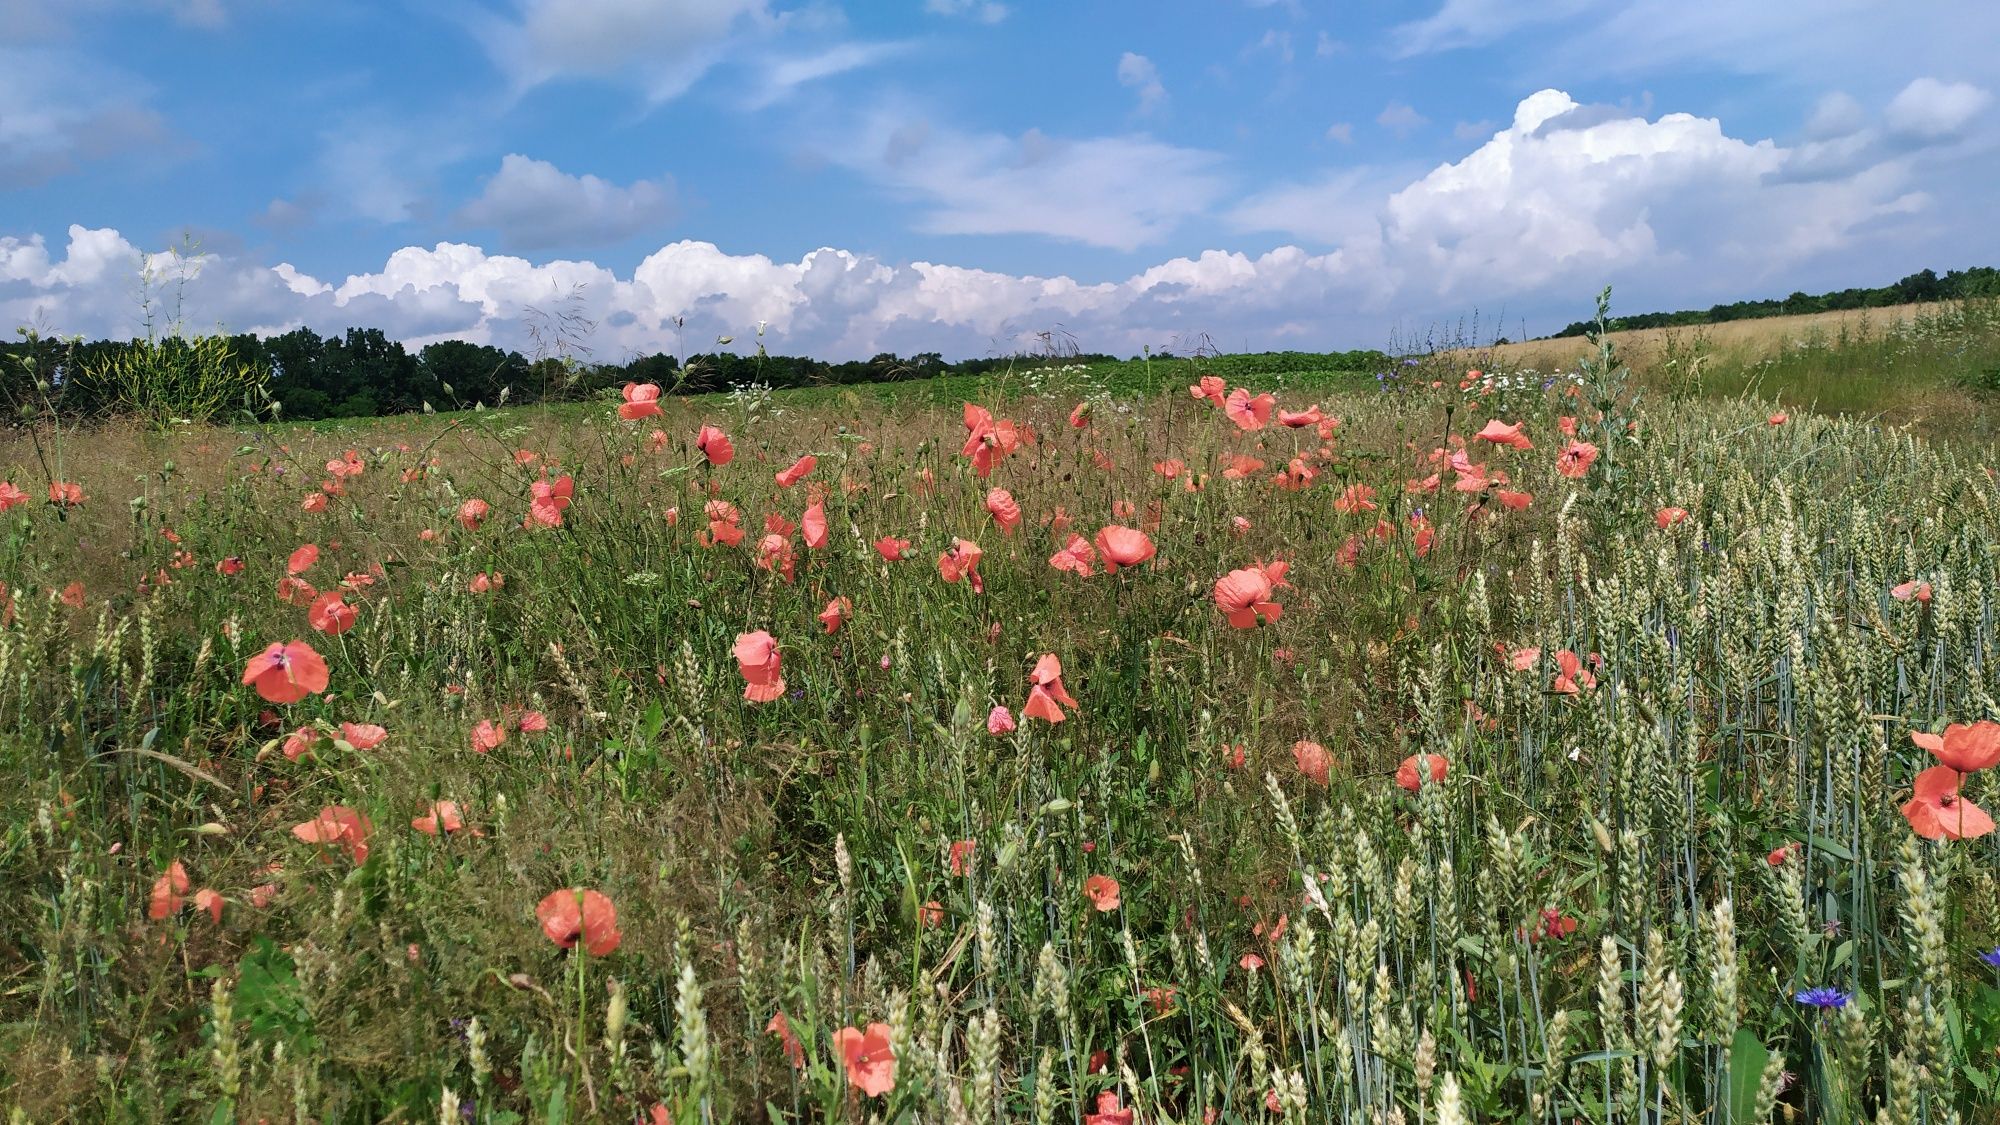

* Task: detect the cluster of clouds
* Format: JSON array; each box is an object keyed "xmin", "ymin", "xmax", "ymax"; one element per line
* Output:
[
  {"xmin": 5, "ymin": 79, "xmax": 1981, "ymax": 361},
  {"xmin": 2, "ymin": 0, "xmax": 1994, "ymax": 361}
]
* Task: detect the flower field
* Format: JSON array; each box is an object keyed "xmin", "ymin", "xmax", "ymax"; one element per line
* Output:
[{"xmin": 3, "ymin": 341, "xmax": 1999, "ymax": 1123}]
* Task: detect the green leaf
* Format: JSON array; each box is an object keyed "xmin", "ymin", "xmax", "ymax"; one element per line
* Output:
[{"xmin": 1728, "ymin": 1027, "xmax": 1769, "ymax": 1125}]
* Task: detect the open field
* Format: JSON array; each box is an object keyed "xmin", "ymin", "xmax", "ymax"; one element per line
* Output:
[
  {"xmin": 3, "ymin": 347, "xmax": 2000, "ymax": 1123},
  {"xmin": 1473, "ymin": 304, "xmax": 1959, "ymax": 372},
  {"xmin": 1454, "ymin": 301, "xmax": 2000, "ymax": 442}
]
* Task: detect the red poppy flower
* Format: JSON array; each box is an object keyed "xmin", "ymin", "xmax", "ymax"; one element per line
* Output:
[
  {"xmin": 1278, "ymin": 405, "xmax": 1325, "ymax": 428},
  {"xmin": 1911, "ymin": 722, "xmax": 2000, "ymax": 773},
  {"xmin": 735, "ymin": 630, "xmax": 786, "ymax": 703},
  {"xmin": 1768, "ymin": 412, "xmax": 1788, "ymax": 426},
  {"xmin": 755, "ymin": 533, "xmax": 796, "ymax": 583},
  {"xmin": 1292, "ymin": 740, "xmax": 1331, "ymax": 786},
  {"xmin": 471, "ymin": 719, "xmax": 507, "ymax": 753},
  {"xmin": 308, "ymin": 591, "xmax": 357, "ymax": 635},
  {"xmin": 1083, "ymin": 874, "xmax": 1121, "ymax": 912},
  {"xmin": 524, "ymin": 474, "xmax": 574, "ymax": 528},
  {"xmin": 987, "ymin": 705, "xmax": 1016, "ymax": 734},
  {"xmin": 536, "ymin": 888, "xmax": 622, "ymax": 955},
  {"xmin": 282, "ymin": 725, "xmax": 317, "ymax": 762},
  {"xmin": 819, "ymin": 596, "xmax": 852, "ymax": 634},
  {"xmin": 1396, "ymin": 753, "xmax": 1448, "ymax": 792},
  {"xmin": 458, "ymin": 498, "xmax": 490, "ymax": 530},
  {"xmin": 696, "ymin": 424, "xmax": 734, "ymax": 465},
  {"xmin": 1552, "ymin": 650, "xmax": 1597, "ymax": 694},
  {"xmin": 833, "ymin": 1023, "xmax": 897, "ymax": 1097},
  {"xmin": 1526, "ymin": 907, "xmax": 1578, "ymax": 943},
  {"xmin": 776, "ymin": 454, "xmax": 817, "ymax": 488},
  {"xmin": 1223, "ymin": 388, "xmax": 1274, "ymax": 431},
  {"xmin": 243, "ymin": 640, "xmax": 330, "ymax": 704},
  {"xmin": 767, "ymin": 1011, "xmax": 806, "ymax": 1069},
  {"xmin": 1189, "ymin": 375, "xmax": 1227, "ymax": 407},
  {"xmin": 287, "ymin": 543, "xmax": 319, "ymax": 575},
  {"xmin": 1086, "ymin": 1092, "xmax": 1136, "ymax": 1125},
  {"xmin": 618, "ymin": 383, "xmax": 664, "ymax": 420},
  {"xmin": 985, "ymin": 488, "xmax": 1023, "ymax": 535},
  {"xmin": 1219, "ymin": 454, "xmax": 1263, "ymax": 481},
  {"xmin": 148, "ymin": 860, "xmax": 190, "ymax": 919},
  {"xmin": 873, "ymin": 536, "xmax": 911, "ymax": 561},
  {"xmin": 938, "ymin": 538, "xmax": 984, "ymax": 593},
  {"xmin": 1556, "ymin": 441, "xmax": 1599, "ymax": 479},
  {"xmin": 1023, "ymin": 653, "xmax": 1079, "ymax": 723},
  {"xmin": 949, "ymin": 839, "xmax": 975, "ymax": 875},
  {"xmin": 1213, "ymin": 562, "xmax": 1287, "ymax": 629},
  {"xmin": 1890, "ymin": 580, "xmax": 1933, "ymax": 604},
  {"xmin": 1049, "ymin": 533, "xmax": 1097, "ymax": 577},
  {"xmin": 0, "ymin": 481, "xmax": 26, "ymax": 512},
  {"xmin": 1094, "ymin": 525, "xmax": 1155, "ymax": 572},
  {"xmin": 1656, "ymin": 506, "xmax": 1689, "ymax": 528},
  {"xmin": 412, "ymin": 800, "xmax": 481, "ymax": 836},
  {"xmin": 1334, "ymin": 484, "xmax": 1377, "ymax": 514},
  {"xmin": 274, "ymin": 575, "xmax": 316, "ymax": 607},
  {"xmin": 1901, "ymin": 766, "xmax": 1994, "ymax": 840},
  {"xmin": 291, "ymin": 805, "xmax": 372, "ymax": 863},
  {"xmin": 960, "ymin": 404, "xmax": 1021, "ymax": 478},
  {"xmin": 193, "ymin": 888, "xmax": 224, "ymax": 924},
  {"xmin": 339, "ymin": 722, "xmax": 387, "ymax": 750},
  {"xmin": 1475, "ymin": 420, "xmax": 1533, "ymax": 450},
  {"xmin": 1069, "ymin": 401, "xmax": 1093, "ymax": 428},
  {"xmin": 48, "ymin": 480, "xmax": 86, "ymax": 507}
]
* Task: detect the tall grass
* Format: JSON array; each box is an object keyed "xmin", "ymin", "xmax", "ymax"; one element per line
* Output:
[{"xmin": 0, "ymin": 348, "xmax": 1997, "ymax": 1123}]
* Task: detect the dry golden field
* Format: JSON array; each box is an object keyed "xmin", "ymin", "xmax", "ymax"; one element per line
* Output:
[{"xmin": 1466, "ymin": 302, "xmax": 1956, "ymax": 373}]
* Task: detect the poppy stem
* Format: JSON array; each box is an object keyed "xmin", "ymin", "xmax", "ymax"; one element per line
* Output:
[{"xmin": 573, "ymin": 895, "xmax": 594, "ymax": 1103}]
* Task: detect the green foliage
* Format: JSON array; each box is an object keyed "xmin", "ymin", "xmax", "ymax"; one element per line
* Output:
[
  {"xmin": 76, "ymin": 332, "xmax": 271, "ymax": 426},
  {"xmin": 2, "ymin": 341, "xmax": 1999, "ymax": 1120}
]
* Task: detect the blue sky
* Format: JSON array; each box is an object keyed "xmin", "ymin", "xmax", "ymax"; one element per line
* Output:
[{"xmin": 3, "ymin": 0, "xmax": 1997, "ymax": 360}]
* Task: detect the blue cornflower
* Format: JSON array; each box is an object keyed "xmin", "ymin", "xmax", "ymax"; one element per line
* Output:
[
  {"xmin": 1980, "ymin": 948, "xmax": 2000, "ymax": 969},
  {"xmin": 1795, "ymin": 987, "xmax": 1851, "ymax": 1010}
]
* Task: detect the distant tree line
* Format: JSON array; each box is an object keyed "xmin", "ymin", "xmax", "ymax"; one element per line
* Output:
[
  {"xmin": 0, "ymin": 315, "xmax": 1404, "ymax": 425},
  {"xmin": 0, "ymin": 324, "xmax": 1133, "ymax": 424},
  {"xmin": 1549, "ymin": 267, "xmax": 2000, "ymax": 338}
]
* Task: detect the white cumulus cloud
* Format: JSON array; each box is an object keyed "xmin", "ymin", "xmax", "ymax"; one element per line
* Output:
[
  {"xmin": 1884, "ymin": 77, "xmax": 1991, "ymax": 140},
  {"xmin": 456, "ymin": 154, "xmax": 676, "ymax": 251},
  {"xmin": 1232, "ymin": 88, "xmax": 1935, "ymax": 302},
  {"xmin": 2, "ymin": 88, "xmax": 1981, "ymax": 363},
  {"xmin": 1117, "ymin": 52, "xmax": 1167, "ymax": 114}
]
